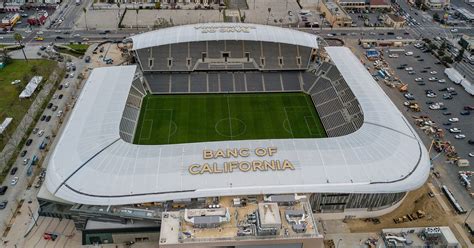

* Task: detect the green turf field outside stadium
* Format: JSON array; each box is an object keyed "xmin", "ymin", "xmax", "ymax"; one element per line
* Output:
[{"xmin": 133, "ymin": 92, "xmax": 326, "ymax": 145}]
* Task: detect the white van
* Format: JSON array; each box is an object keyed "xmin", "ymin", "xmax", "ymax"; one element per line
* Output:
[{"xmin": 457, "ymin": 159, "xmax": 470, "ymax": 167}]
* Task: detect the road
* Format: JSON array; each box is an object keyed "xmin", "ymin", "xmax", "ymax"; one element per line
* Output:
[{"xmin": 0, "ymin": 55, "xmax": 88, "ymax": 233}]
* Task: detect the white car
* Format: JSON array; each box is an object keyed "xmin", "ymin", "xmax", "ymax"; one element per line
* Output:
[
  {"xmin": 52, "ymin": 94, "xmax": 58, "ymax": 99},
  {"xmin": 448, "ymin": 118, "xmax": 459, "ymax": 122},
  {"xmin": 388, "ymin": 54, "xmax": 399, "ymax": 58},
  {"xmin": 37, "ymin": 130, "xmax": 44, "ymax": 137},
  {"xmin": 415, "ymin": 78, "xmax": 423, "ymax": 82},
  {"xmin": 438, "ymin": 79, "xmax": 446, "ymax": 83},
  {"xmin": 429, "ymin": 104, "xmax": 441, "ymax": 110},
  {"xmin": 428, "ymin": 77, "xmax": 437, "ymax": 81},
  {"xmin": 451, "ymin": 28, "xmax": 458, "ymax": 32},
  {"xmin": 449, "ymin": 128, "xmax": 461, "ymax": 133},
  {"xmin": 10, "ymin": 177, "xmax": 19, "ymax": 185},
  {"xmin": 469, "ymin": 152, "xmax": 474, "ymax": 157},
  {"xmin": 414, "ymin": 43, "xmax": 423, "ymax": 48},
  {"xmin": 396, "ymin": 36, "xmax": 403, "ymax": 40},
  {"xmin": 426, "ymin": 93, "xmax": 436, "ymax": 98},
  {"xmin": 57, "ymin": 110, "xmax": 63, "ymax": 117},
  {"xmin": 455, "ymin": 134, "xmax": 466, "ymax": 139},
  {"xmin": 405, "ymin": 52, "xmax": 413, "ymax": 56},
  {"xmin": 73, "ymin": 33, "xmax": 81, "ymax": 37},
  {"xmin": 23, "ymin": 158, "xmax": 29, "ymax": 165},
  {"xmin": 37, "ymin": 31, "xmax": 44, "ymax": 35},
  {"xmin": 65, "ymin": 82, "xmax": 70, "ymax": 88},
  {"xmin": 430, "ymin": 71, "xmax": 437, "ymax": 74},
  {"xmin": 405, "ymin": 67, "xmax": 414, "ymax": 71}
]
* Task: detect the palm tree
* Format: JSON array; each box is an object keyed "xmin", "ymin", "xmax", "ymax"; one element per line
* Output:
[
  {"xmin": 117, "ymin": 2, "xmax": 121, "ymax": 23},
  {"xmin": 136, "ymin": 9, "xmax": 139, "ymax": 30},
  {"xmin": 83, "ymin": 7, "xmax": 88, "ymax": 30},
  {"xmin": 266, "ymin": 8, "xmax": 271, "ymax": 25},
  {"xmin": 13, "ymin": 33, "xmax": 28, "ymax": 62}
]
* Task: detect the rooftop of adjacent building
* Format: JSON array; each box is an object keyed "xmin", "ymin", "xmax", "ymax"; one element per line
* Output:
[{"xmin": 159, "ymin": 195, "xmax": 319, "ymax": 245}]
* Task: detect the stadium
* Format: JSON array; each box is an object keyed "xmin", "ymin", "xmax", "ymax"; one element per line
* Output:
[{"xmin": 39, "ymin": 23, "xmax": 430, "ymax": 246}]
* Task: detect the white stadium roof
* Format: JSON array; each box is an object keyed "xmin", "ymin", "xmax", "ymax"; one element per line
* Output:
[
  {"xmin": 45, "ymin": 47, "xmax": 430, "ymax": 206},
  {"xmin": 129, "ymin": 23, "xmax": 318, "ymax": 50}
]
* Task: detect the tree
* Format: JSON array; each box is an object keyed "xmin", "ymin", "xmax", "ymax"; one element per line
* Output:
[
  {"xmin": 83, "ymin": 7, "xmax": 88, "ymax": 30},
  {"xmin": 428, "ymin": 43, "xmax": 437, "ymax": 51},
  {"xmin": 266, "ymin": 7, "xmax": 271, "ymax": 25},
  {"xmin": 442, "ymin": 56, "xmax": 453, "ymax": 64},
  {"xmin": 13, "ymin": 33, "xmax": 28, "ymax": 62},
  {"xmin": 438, "ymin": 50, "xmax": 445, "ymax": 57},
  {"xmin": 455, "ymin": 49, "xmax": 464, "ymax": 62},
  {"xmin": 117, "ymin": 2, "xmax": 121, "ymax": 22}
]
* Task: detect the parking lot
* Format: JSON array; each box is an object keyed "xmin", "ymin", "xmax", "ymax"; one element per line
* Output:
[{"xmin": 358, "ymin": 43, "xmax": 474, "ymax": 208}]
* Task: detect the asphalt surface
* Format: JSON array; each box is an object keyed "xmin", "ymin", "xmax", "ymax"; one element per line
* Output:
[
  {"xmin": 364, "ymin": 45, "xmax": 474, "ymax": 210},
  {"xmin": 0, "ymin": 56, "xmax": 87, "ymax": 233}
]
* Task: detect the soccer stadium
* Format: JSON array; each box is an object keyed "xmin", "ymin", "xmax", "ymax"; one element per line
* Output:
[{"xmin": 38, "ymin": 23, "xmax": 430, "ymax": 246}]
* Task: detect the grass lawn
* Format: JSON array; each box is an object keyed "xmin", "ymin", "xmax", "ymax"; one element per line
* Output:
[
  {"xmin": 134, "ymin": 92, "xmax": 326, "ymax": 145},
  {"xmin": 65, "ymin": 44, "xmax": 90, "ymax": 54},
  {"xmin": 0, "ymin": 59, "xmax": 57, "ymax": 149}
]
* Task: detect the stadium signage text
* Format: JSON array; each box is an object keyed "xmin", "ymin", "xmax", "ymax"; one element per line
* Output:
[
  {"xmin": 188, "ymin": 147, "xmax": 295, "ymax": 175},
  {"xmin": 194, "ymin": 25, "xmax": 256, "ymax": 34}
]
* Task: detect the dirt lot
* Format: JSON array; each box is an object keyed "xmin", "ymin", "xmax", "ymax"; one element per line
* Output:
[{"xmin": 347, "ymin": 184, "xmax": 449, "ymax": 232}]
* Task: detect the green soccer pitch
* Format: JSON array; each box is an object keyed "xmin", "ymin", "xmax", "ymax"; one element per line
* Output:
[{"xmin": 133, "ymin": 92, "xmax": 327, "ymax": 145}]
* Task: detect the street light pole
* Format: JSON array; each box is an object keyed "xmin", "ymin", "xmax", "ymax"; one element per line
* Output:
[{"xmin": 336, "ymin": 238, "xmax": 343, "ymax": 248}]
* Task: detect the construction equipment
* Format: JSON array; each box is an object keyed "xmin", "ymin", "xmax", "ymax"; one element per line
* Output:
[{"xmin": 398, "ymin": 83, "xmax": 408, "ymax": 92}]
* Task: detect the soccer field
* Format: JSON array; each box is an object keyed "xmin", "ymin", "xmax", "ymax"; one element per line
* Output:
[{"xmin": 133, "ymin": 92, "xmax": 326, "ymax": 145}]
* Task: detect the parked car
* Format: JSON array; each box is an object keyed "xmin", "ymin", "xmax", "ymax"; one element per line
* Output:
[
  {"xmin": 10, "ymin": 167, "xmax": 18, "ymax": 175},
  {"xmin": 10, "ymin": 177, "xmax": 19, "ymax": 185},
  {"xmin": 429, "ymin": 77, "xmax": 437, "ymax": 81},
  {"xmin": 448, "ymin": 118, "xmax": 459, "ymax": 122},
  {"xmin": 20, "ymin": 150, "xmax": 27, "ymax": 157},
  {"xmin": 40, "ymin": 115, "xmax": 46, "ymax": 121},
  {"xmin": 455, "ymin": 134, "xmax": 466, "ymax": 139},
  {"xmin": 23, "ymin": 158, "xmax": 29, "ymax": 165},
  {"xmin": 45, "ymin": 116, "xmax": 51, "ymax": 122},
  {"xmin": 47, "ymin": 103, "xmax": 53, "ymax": 109},
  {"xmin": 415, "ymin": 78, "xmax": 423, "ymax": 82},
  {"xmin": 0, "ymin": 201, "xmax": 7, "ymax": 209},
  {"xmin": 59, "ymin": 94, "xmax": 63, "ymax": 99},
  {"xmin": 0, "ymin": 186, "xmax": 8, "ymax": 195},
  {"xmin": 449, "ymin": 128, "xmax": 461, "ymax": 133},
  {"xmin": 460, "ymin": 111, "xmax": 471, "ymax": 115},
  {"xmin": 404, "ymin": 93, "xmax": 415, "ymax": 100},
  {"xmin": 438, "ymin": 79, "xmax": 446, "ymax": 83},
  {"xmin": 26, "ymin": 139, "xmax": 33, "ymax": 146}
]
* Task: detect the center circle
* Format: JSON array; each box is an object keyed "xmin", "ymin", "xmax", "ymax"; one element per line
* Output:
[{"xmin": 215, "ymin": 118, "xmax": 246, "ymax": 138}]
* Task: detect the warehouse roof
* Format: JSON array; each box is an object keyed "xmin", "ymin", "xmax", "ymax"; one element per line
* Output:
[
  {"xmin": 129, "ymin": 23, "xmax": 318, "ymax": 50},
  {"xmin": 44, "ymin": 47, "xmax": 430, "ymax": 206}
]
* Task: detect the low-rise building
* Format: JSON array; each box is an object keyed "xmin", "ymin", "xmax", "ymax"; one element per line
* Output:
[
  {"xmin": 337, "ymin": 0, "xmax": 367, "ymax": 9},
  {"xmin": 459, "ymin": 34, "xmax": 474, "ymax": 52},
  {"xmin": 319, "ymin": 0, "xmax": 353, "ymax": 27},
  {"xmin": 455, "ymin": 7, "xmax": 474, "ymax": 22},
  {"xmin": 159, "ymin": 196, "xmax": 323, "ymax": 248},
  {"xmin": 369, "ymin": 0, "xmax": 391, "ymax": 9},
  {"xmin": 424, "ymin": 0, "xmax": 450, "ymax": 9},
  {"xmin": 384, "ymin": 13, "xmax": 406, "ymax": 28}
]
